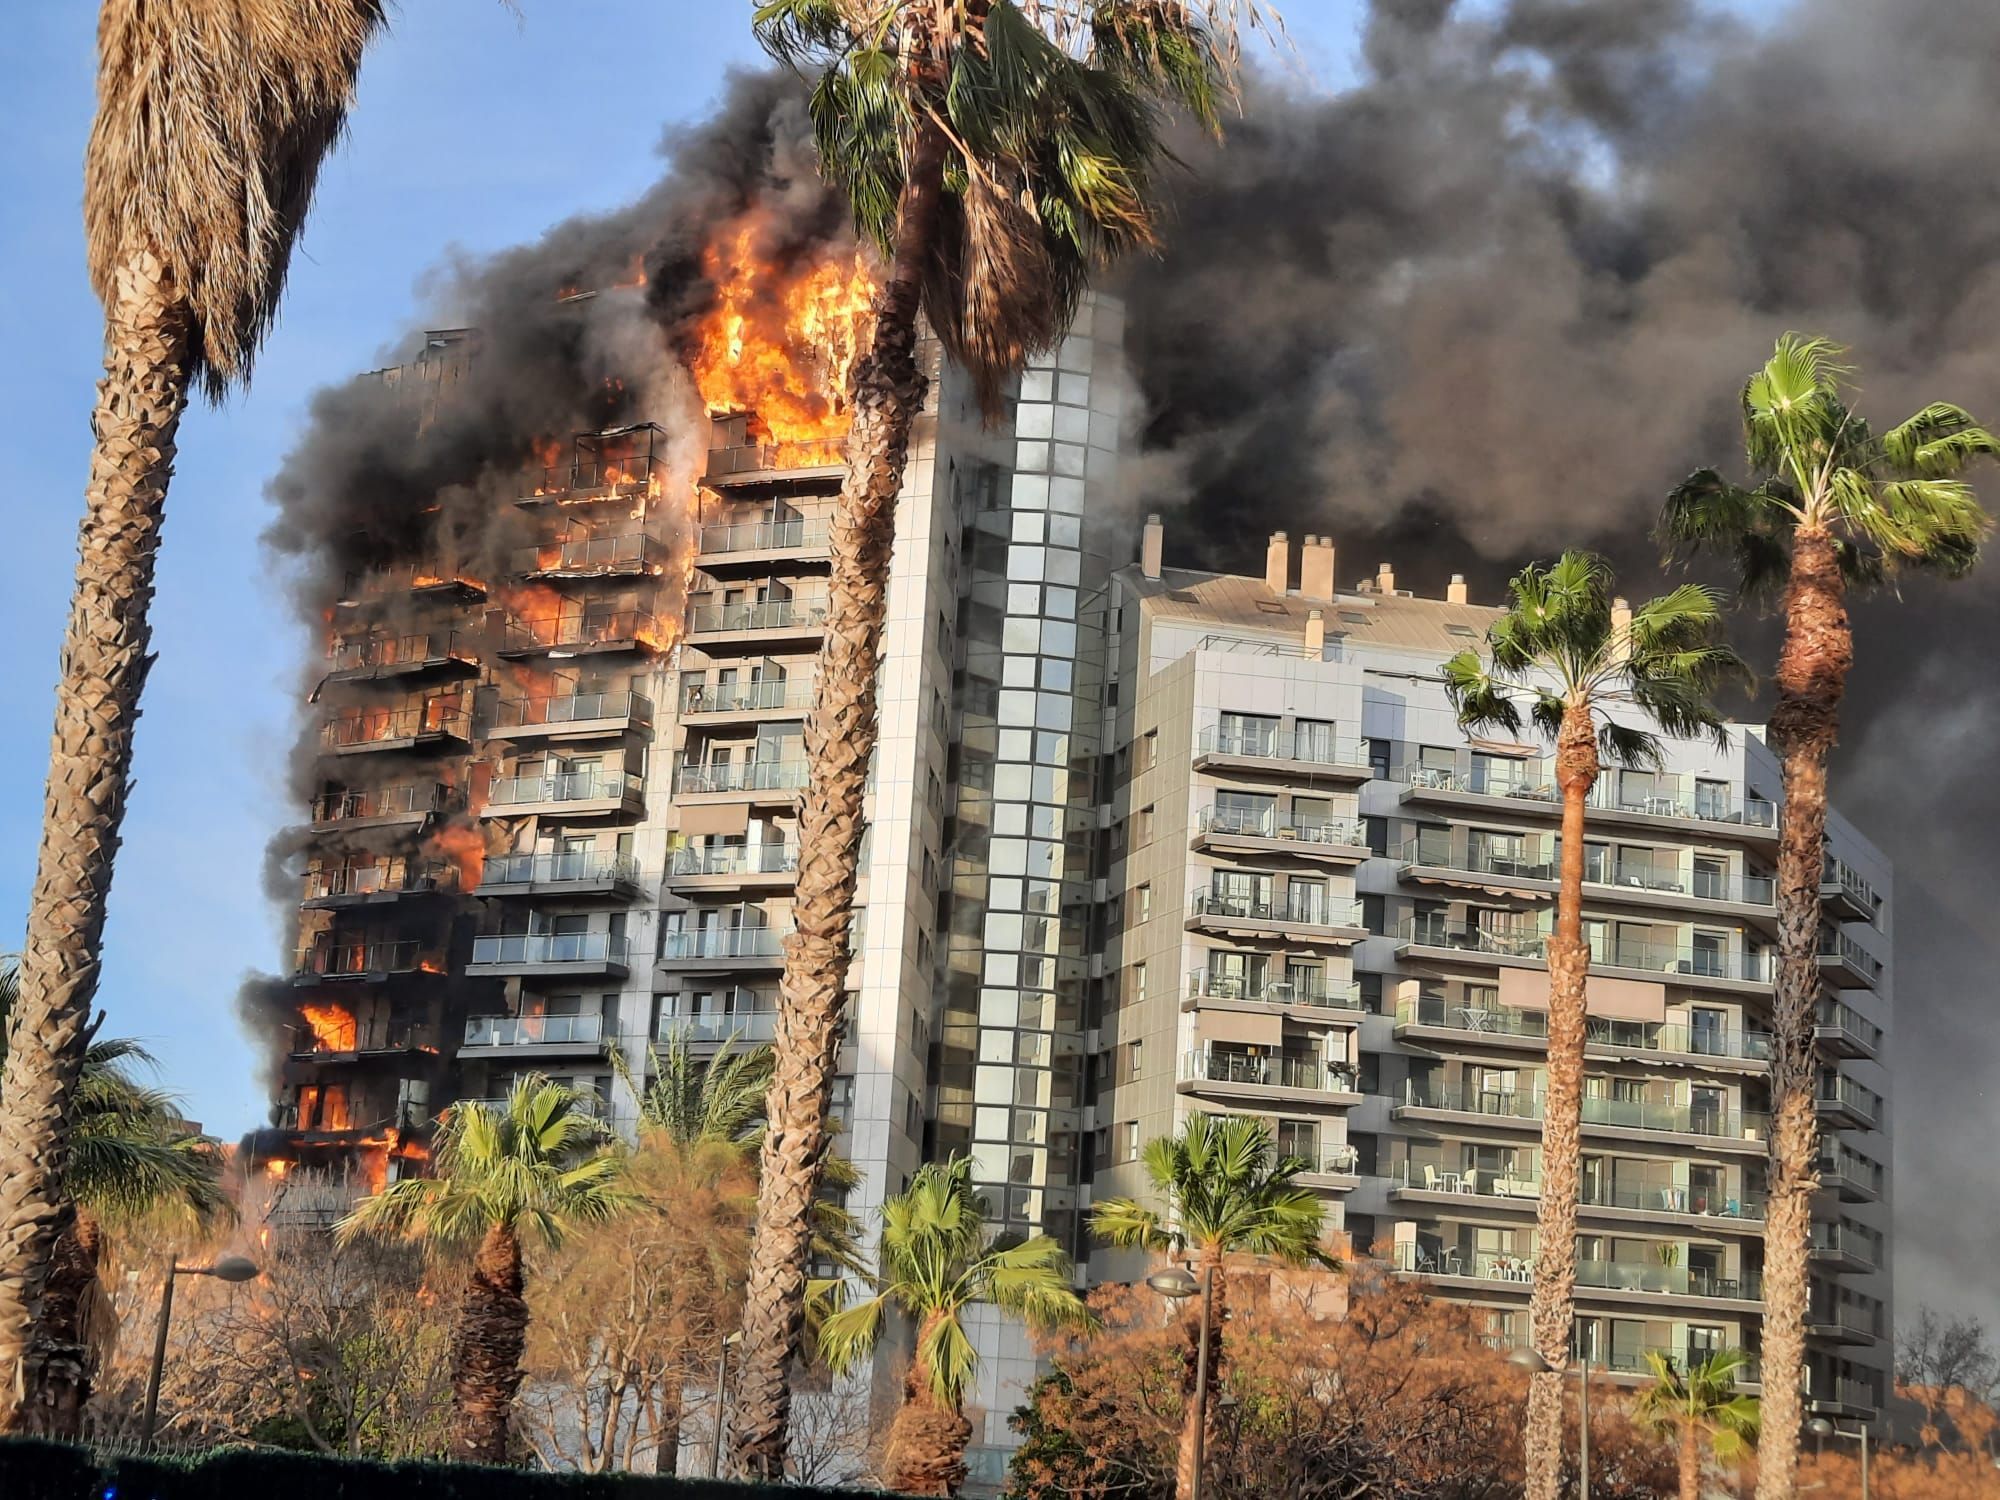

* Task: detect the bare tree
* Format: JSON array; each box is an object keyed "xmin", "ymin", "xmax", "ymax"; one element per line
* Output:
[{"xmin": 1897, "ymin": 1305, "xmax": 1998, "ymax": 1447}]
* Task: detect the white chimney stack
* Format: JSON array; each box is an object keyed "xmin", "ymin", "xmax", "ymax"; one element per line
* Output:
[
  {"xmin": 1447, "ymin": 573, "xmax": 1469, "ymax": 605},
  {"xmin": 1377, "ymin": 561, "xmax": 1397, "ymax": 594},
  {"xmin": 1305, "ymin": 608, "xmax": 1325, "ymax": 656},
  {"xmin": 1265, "ymin": 530, "xmax": 1290, "ymax": 594},
  {"xmin": 1610, "ymin": 595, "xmax": 1633, "ymax": 663},
  {"xmin": 1141, "ymin": 513, "xmax": 1163, "ymax": 580},
  {"xmin": 1299, "ymin": 534, "xmax": 1336, "ymax": 601}
]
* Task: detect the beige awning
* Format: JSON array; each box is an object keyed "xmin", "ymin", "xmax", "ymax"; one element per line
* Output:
[
  {"xmin": 678, "ymin": 802, "xmax": 749, "ymax": 836},
  {"xmin": 1500, "ymin": 966, "xmax": 1666, "ymax": 1023},
  {"xmin": 1200, "ymin": 1010, "xmax": 1286, "ymax": 1046},
  {"xmin": 1469, "ymin": 737, "xmax": 1540, "ymax": 758}
]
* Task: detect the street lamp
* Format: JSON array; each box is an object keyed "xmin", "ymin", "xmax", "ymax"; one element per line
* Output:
[
  {"xmin": 709, "ymin": 1330, "xmax": 743, "ymax": 1478},
  {"xmin": 141, "ymin": 1254, "xmax": 259, "ymax": 1450},
  {"xmin": 1510, "ymin": 1346, "xmax": 1591, "ymax": 1500},
  {"xmin": 1148, "ymin": 1265, "xmax": 1216, "ymax": 1500},
  {"xmin": 1809, "ymin": 1417, "xmax": 1870, "ymax": 1500}
]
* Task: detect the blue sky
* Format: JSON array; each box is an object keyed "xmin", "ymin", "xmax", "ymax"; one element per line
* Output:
[{"xmin": 0, "ymin": 4, "xmax": 1367, "ymax": 1138}]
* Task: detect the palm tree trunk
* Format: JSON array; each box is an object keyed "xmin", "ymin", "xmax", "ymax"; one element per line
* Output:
[
  {"xmin": 729, "ymin": 113, "xmax": 951, "ymax": 1482},
  {"xmin": 1680, "ymin": 1421, "xmax": 1701, "ymax": 1500},
  {"xmin": 1174, "ymin": 1251, "xmax": 1228, "ymax": 1500},
  {"xmin": 22, "ymin": 1210, "xmax": 104, "ymax": 1437},
  {"xmin": 883, "ymin": 1314, "xmax": 974, "ymax": 1496},
  {"xmin": 1756, "ymin": 527, "xmax": 1851, "ymax": 1500},
  {"xmin": 0, "ymin": 251, "xmax": 189, "ymax": 1433},
  {"xmin": 1524, "ymin": 704, "xmax": 1598, "ymax": 1500},
  {"xmin": 451, "ymin": 1222, "xmax": 529, "ymax": 1465}
]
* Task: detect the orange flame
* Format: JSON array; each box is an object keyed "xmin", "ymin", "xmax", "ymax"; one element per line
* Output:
[
  {"xmin": 300, "ymin": 1003, "xmax": 356, "ymax": 1052},
  {"xmin": 426, "ymin": 822, "xmax": 488, "ymax": 889},
  {"xmin": 690, "ymin": 221, "xmax": 876, "ymax": 442}
]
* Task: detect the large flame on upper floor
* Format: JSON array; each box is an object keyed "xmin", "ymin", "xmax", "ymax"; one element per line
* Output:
[{"xmin": 689, "ymin": 221, "xmax": 877, "ymax": 444}]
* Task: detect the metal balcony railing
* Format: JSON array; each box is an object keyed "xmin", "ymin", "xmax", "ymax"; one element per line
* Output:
[
  {"xmin": 1823, "ymin": 855, "xmax": 1881, "ymax": 918},
  {"xmin": 310, "ymin": 782, "xmax": 453, "ymax": 824},
  {"xmin": 1194, "ymin": 726, "xmax": 1366, "ymax": 768},
  {"xmin": 463, "ymin": 1014, "xmax": 605, "ymax": 1047},
  {"xmin": 1395, "ymin": 916, "xmax": 1773, "ymax": 982},
  {"xmin": 502, "ymin": 611, "xmax": 662, "ymax": 652},
  {"xmin": 1811, "ymin": 1220, "xmax": 1884, "ymax": 1267},
  {"xmin": 1184, "ymin": 969, "xmax": 1363, "ymax": 1011},
  {"xmin": 525, "ymin": 454, "xmax": 665, "ymax": 497},
  {"xmin": 668, "ymin": 845, "xmax": 799, "ymax": 877},
  {"xmin": 1399, "ymin": 1081, "xmax": 1768, "ymax": 1141},
  {"xmin": 490, "ymin": 691, "xmax": 653, "ymax": 731},
  {"xmin": 1191, "ymin": 891, "xmax": 1366, "ymax": 929},
  {"xmin": 672, "ymin": 760, "xmax": 809, "ymax": 795},
  {"xmin": 1817, "ymin": 999, "xmax": 1883, "ymax": 1052},
  {"xmin": 477, "ymin": 852, "xmax": 641, "ymax": 889},
  {"xmin": 320, "ymin": 703, "xmax": 472, "ymax": 749},
  {"xmin": 1809, "ymin": 1294, "xmax": 1886, "ymax": 1339},
  {"xmin": 660, "ymin": 1009, "xmax": 781, "ymax": 1043},
  {"xmin": 660, "ymin": 927, "xmax": 790, "ymax": 961},
  {"xmin": 469, "ymin": 932, "xmax": 630, "ymax": 967},
  {"xmin": 1816, "ymin": 1073, "xmax": 1884, "ymax": 1124},
  {"xmin": 681, "ymin": 678, "xmax": 813, "ymax": 714},
  {"xmin": 698, "ymin": 517, "xmax": 830, "ymax": 554},
  {"xmin": 1817, "ymin": 1142, "xmax": 1886, "ymax": 1196},
  {"xmin": 1393, "ymin": 997, "xmax": 1773, "ymax": 1063},
  {"xmin": 1181, "ymin": 1051, "xmax": 1358, "ymax": 1093},
  {"xmin": 1818, "ymin": 929, "xmax": 1885, "ymax": 981},
  {"xmin": 687, "ymin": 599, "xmax": 828, "ymax": 634},
  {"xmin": 513, "ymin": 532, "xmax": 668, "ymax": 575},
  {"xmin": 295, "ymin": 940, "xmax": 429, "ymax": 977},
  {"xmin": 1198, "ymin": 806, "xmax": 1366, "ymax": 845},
  {"xmin": 293, "ymin": 1020, "xmax": 425, "ymax": 1055},
  {"xmin": 486, "ymin": 770, "xmax": 637, "ymax": 808},
  {"xmin": 304, "ymin": 860, "xmax": 454, "ymax": 901},
  {"xmin": 705, "ymin": 438, "xmax": 847, "ymax": 479},
  {"xmin": 1404, "ymin": 764, "xmax": 1778, "ymax": 830},
  {"xmin": 327, "ymin": 629, "xmax": 476, "ymax": 673}
]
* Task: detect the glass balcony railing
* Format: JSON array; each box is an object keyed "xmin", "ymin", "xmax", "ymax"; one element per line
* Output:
[
  {"xmin": 1393, "ymin": 997, "xmax": 1773, "ymax": 1063},
  {"xmin": 477, "ymin": 852, "xmax": 640, "ymax": 889},
  {"xmin": 1184, "ymin": 969, "xmax": 1363, "ymax": 1011},
  {"xmin": 512, "ymin": 532, "xmax": 668, "ymax": 574},
  {"xmin": 502, "ymin": 611, "xmax": 662, "ymax": 652},
  {"xmin": 1822, "ymin": 855, "xmax": 1882, "ymax": 919},
  {"xmin": 1191, "ymin": 891, "xmax": 1367, "ymax": 929},
  {"xmin": 310, "ymin": 782, "xmax": 453, "ymax": 824},
  {"xmin": 659, "ymin": 1009, "xmax": 781, "ymax": 1043},
  {"xmin": 1808, "ymin": 1295, "xmax": 1886, "ymax": 1339},
  {"xmin": 327, "ymin": 629, "xmax": 476, "ymax": 673},
  {"xmin": 1403, "ymin": 765, "xmax": 1778, "ymax": 831},
  {"xmin": 1811, "ymin": 1220, "xmax": 1884, "ymax": 1267},
  {"xmin": 697, "ymin": 518, "xmax": 830, "ymax": 555},
  {"xmin": 1816, "ymin": 1073, "xmax": 1883, "ymax": 1123},
  {"xmin": 319, "ymin": 703, "xmax": 471, "ymax": 749},
  {"xmin": 490, "ymin": 691, "xmax": 652, "ymax": 731},
  {"xmin": 1197, "ymin": 806, "xmax": 1367, "ymax": 846},
  {"xmin": 668, "ymin": 845, "xmax": 799, "ymax": 877},
  {"xmin": 660, "ymin": 927, "xmax": 790, "ymax": 961},
  {"xmin": 525, "ymin": 454, "xmax": 665, "ymax": 497},
  {"xmin": 1395, "ymin": 916, "xmax": 1773, "ymax": 982},
  {"xmin": 1817, "ymin": 1142, "xmax": 1886, "ymax": 1196},
  {"xmin": 463, "ymin": 1014, "xmax": 605, "ymax": 1047},
  {"xmin": 687, "ymin": 599, "xmax": 828, "ymax": 633},
  {"xmin": 469, "ymin": 932, "xmax": 630, "ymax": 966},
  {"xmin": 1181, "ymin": 1051, "xmax": 1359, "ymax": 1093},
  {"xmin": 1817, "ymin": 999, "xmax": 1883, "ymax": 1052},
  {"xmin": 1399, "ymin": 1082, "xmax": 1767, "ymax": 1141},
  {"xmin": 294, "ymin": 940, "xmax": 429, "ymax": 977},
  {"xmin": 681, "ymin": 679, "xmax": 813, "ymax": 715},
  {"xmin": 1817, "ymin": 929, "xmax": 1885, "ymax": 982},
  {"xmin": 486, "ymin": 770, "xmax": 638, "ymax": 808},
  {"xmin": 1194, "ymin": 726, "xmax": 1367, "ymax": 768},
  {"xmin": 1399, "ymin": 836, "xmax": 1777, "ymax": 909},
  {"xmin": 706, "ymin": 437, "xmax": 848, "ymax": 479},
  {"xmin": 672, "ymin": 760, "xmax": 809, "ymax": 795},
  {"xmin": 1577, "ymin": 1260, "xmax": 1762, "ymax": 1301}
]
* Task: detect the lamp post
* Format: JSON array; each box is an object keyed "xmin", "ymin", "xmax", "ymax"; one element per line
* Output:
[
  {"xmin": 1808, "ymin": 1417, "xmax": 1869, "ymax": 1500},
  {"xmin": 141, "ymin": 1254, "xmax": 260, "ymax": 1451},
  {"xmin": 709, "ymin": 1330, "xmax": 742, "ymax": 1478},
  {"xmin": 1510, "ymin": 1346, "xmax": 1591, "ymax": 1499},
  {"xmin": 1149, "ymin": 1264, "xmax": 1216, "ymax": 1500}
]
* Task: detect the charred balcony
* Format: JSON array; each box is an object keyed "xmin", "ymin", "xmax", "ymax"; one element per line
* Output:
[
  {"xmin": 335, "ymin": 563, "xmax": 487, "ymax": 609},
  {"xmin": 486, "ymin": 689, "xmax": 654, "ymax": 741},
  {"xmin": 318, "ymin": 701, "xmax": 473, "ymax": 756},
  {"xmin": 703, "ymin": 410, "xmax": 846, "ymax": 491},
  {"xmin": 498, "ymin": 610, "xmax": 665, "ymax": 659},
  {"xmin": 303, "ymin": 856, "xmax": 458, "ymax": 910},
  {"xmin": 512, "ymin": 529, "xmax": 670, "ymax": 580},
  {"xmin": 518, "ymin": 424, "xmax": 669, "ymax": 507},
  {"xmin": 292, "ymin": 937, "xmax": 445, "ymax": 984},
  {"xmin": 309, "ymin": 781, "xmax": 457, "ymax": 831},
  {"xmin": 324, "ymin": 629, "xmax": 480, "ymax": 684},
  {"xmin": 475, "ymin": 850, "xmax": 644, "ymax": 900},
  {"xmin": 286, "ymin": 1018, "xmax": 439, "ymax": 1062}
]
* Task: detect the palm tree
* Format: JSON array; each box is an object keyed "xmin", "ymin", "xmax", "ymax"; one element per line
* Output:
[
  {"xmin": 0, "ymin": 956, "xmax": 226, "ymax": 1433},
  {"xmin": 0, "ymin": 2, "xmax": 383, "ymax": 1430},
  {"xmin": 1090, "ymin": 1112, "xmax": 1335, "ymax": 1500},
  {"xmin": 340, "ymin": 1078, "xmax": 634, "ymax": 1464},
  {"xmin": 730, "ymin": 1, "xmax": 1270, "ymax": 1474},
  {"xmin": 817, "ymin": 1157, "xmax": 1088, "ymax": 1496},
  {"xmin": 627, "ymin": 1029, "xmax": 775, "ymax": 1146},
  {"xmin": 1636, "ymin": 1349, "xmax": 1760, "ymax": 1500},
  {"xmin": 1442, "ymin": 553, "xmax": 1742, "ymax": 1500},
  {"xmin": 1660, "ymin": 335, "xmax": 1995, "ymax": 1499}
]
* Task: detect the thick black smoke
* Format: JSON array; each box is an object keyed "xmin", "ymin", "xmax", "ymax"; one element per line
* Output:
[{"xmin": 1118, "ymin": 0, "xmax": 2000, "ymax": 1329}]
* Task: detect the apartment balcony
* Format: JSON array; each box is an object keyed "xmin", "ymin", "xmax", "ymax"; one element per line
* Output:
[
  {"xmin": 658, "ymin": 926, "xmax": 791, "ymax": 972},
  {"xmin": 685, "ymin": 597, "xmax": 828, "ymax": 650},
  {"xmin": 1817, "ymin": 930, "xmax": 1884, "ymax": 990},
  {"xmin": 1177, "ymin": 1050, "xmax": 1362, "ymax": 1108},
  {"xmin": 1384, "ymin": 1162, "xmax": 1765, "ymax": 1227},
  {"xmin": 1806, "ymin": 1296, "xmax": 1885, "ymax": 1346},
  {"xmin": 1815, "ymin": 999, "xmax": 1882, "ymax": 1060},
  {"xmin": 664, "ymin": 843, "xmax": 799, "ymax": 890},
  {"xmin": 465, "ymin": 931, "xmax": 630, "ymax": 980},
  {"xmin": 292, "ymin": 939, "xmax": 440, "ymax": 984},
  {"xmin": 1394, "ymin": 916, "xmax": 1773, "ymax": 995},
  {"xmin": 1191, "ymin": 727, "xmax": 1371, "ymax": 783},
  {"xmin": 302, "ymin": 859, "xmax": 457, "ymax": 910},
  {"xmin": 1393, "ymin": 1082, "xmax": 1769, "ymax": 1152},
  {"xmin": 1400, "ymin": 1251, "xmax": 1762, "ymax": 1306},
  {"xmin": 1810, "ymin": 1220, "xmax": 1884, "ymax": 1275},
  {"xmin": 1821, "ymin": 857, "xmax": 1882, "ymax": 926},
  {"xmin": 672, "ymin": 759, "xmax": 809, "ymax": 803},
  {"xmin": 324, "ymin": 629, "xmax": 480, "ymax": 685},
  {"xmin": 1391, "ymin": 997, "xmax": 1773, "ymax": 1074},
  {"xmin": 1815, "ymin": 1142, "xmax": 1885, "ymax": 1203},
  {"xmin": 481, "ymin": 769, "xmax": 645, "ymax": 820},
  {"xmin": 309, "ymin": 781, "xmax": 457, "ymax": 831},
  {"xmin": 475, "ymin": 851, "xmax": 643, "ymax": 901},
  {"xmin": 1295, "ymin": 1142, "xmax": 1361, "ymax": 1185},
  {"xmin": 1807, "ymin": 1374, "xmax": 1879, "ymax": 1421},
  {"xmin": 657, "ymin": 1007, "xmax": 780, "ymax": 1044},
  {"xmin": 498, "ymin": 611, "xmax": 665, "ymax": 659},
  {"xmin": 680, "ymin": 677, "xmax": 814, "ymax": 722},
  {"xmin": 459, "ymin": 1012, "xmax": 609, "ymax": 1060},
  {"xmin": 1191, "ymin": 807, "xmax": 1369, "ymax": 865},
  {"xmin": 486, "ymin": 690, "xmax": 653, "ymax": 742},
  {"xmin": 520, "ymin": 452, "xmax": 667, "ymax": 506},
  {"xmin": 287, "ymin": 1019, "xmax": 435, "ymax": 1061},
  {"xmin": 704, "ymin": 439, "xmax": 847, "ymax": 491},
  {"xmin": 513, "ymin": 530, "xmax": 669, "ymax": 580},
  {"xmin": 319, "ymin": 703, "xmax": 472, "ymax": 756},
  {"xmin": 1182, "ymin": 969, "xmax": 1364, "ymax": 1020},
  {"xmin": 1396, "ymin": 837, "xmax": 1777, "ymax": 930},
  {"xmin": 696, "ymin": 516, "xmax": 832, "ymax": 569},
  {"xmin": 1185, "ymin": 891, "xmax": 1368, "ymax": 947},
  {"xmin": 336, "ymin": 563, "xmax": 487, "ymax": 609},
  {"xmin": 1815, "ymin": 1073, "xmax": 1883, "ymax": 1131},
  {"xmin": 1398, "ymin": 766, "xmax": 1779, "ymax": 845}
]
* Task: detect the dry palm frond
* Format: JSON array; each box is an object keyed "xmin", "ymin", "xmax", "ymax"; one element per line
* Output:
[{"xmin": 85, "ymin": 0, "xmax": 385, "ymax": 398}]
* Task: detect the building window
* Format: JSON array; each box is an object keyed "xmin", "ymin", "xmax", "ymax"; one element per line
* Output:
[
  {"xmin": 1122, "ymin": 1121, "xmax": 1140, "ymax": 1162},
  {"xmin": 1132, "ymin": 961, "xmax": 1148, "ymax": 1005},
  {"xmin": 1135, "ymin": 806, "xmax": 1155, "ymax": 847},
  {"xmin": 1136, "ymin": 884, "xmax": 1152, "ymax": 922},
  {"xmin": 1139, "ymin": 730, "xmax": 1158, "ymax": 771},
  {"xmin": 1127, "ymin": 1040, "xmax": 1143, "ymax": 1082}
]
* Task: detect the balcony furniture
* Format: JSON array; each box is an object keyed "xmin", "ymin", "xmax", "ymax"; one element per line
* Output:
[
  {"xmin": 1423, "ymin": 1165, "xmax": 1444, "ymax": 1192},
  {"xmin": 1443, "ymin": 1248, "xmax": 1463, "ymax": 1275},
  {"xmin": 1458, "ymin": 1006, "xmax": 1494, "ymax": 1032},
  {"xmin": 1458, "ymin": 1170, "xmax": 1480, "ymax": 1195},
  {"xmin": 1264, "ymin": 980, "xmax": 1295, "ymax": 1003}
]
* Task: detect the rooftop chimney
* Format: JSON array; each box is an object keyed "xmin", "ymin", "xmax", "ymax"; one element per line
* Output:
[
  {"xmin": 1377, "ymin": 561, "xmax": 1397, "ymax": 594},
  {"xmin": 1305, "ymin": 608, "xmax": 1326, "ymax": 657},
  {"xmin": 1299, "ymin": 534, "xmax": 1336, "ymax": 601},
  {"xmin": 1141, "ymin": 513, "xmax": 1163, "ymax": 581},
  {"xmin": 1447, "ymin": 574, "xmax": 1468, "ymax": 605},
  {"xmin": 1610, "ymin": 595, "xmax": 1633, "ymax": 664},
  {"xmin": 1265, "ymin": 531, "xmax": 1290, "ymax": 594}
]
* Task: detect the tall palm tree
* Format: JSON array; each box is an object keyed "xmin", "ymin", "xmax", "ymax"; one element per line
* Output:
[
  {"xmin": 1442, "ymin": 553, "xmax": 1742, "ymax": 1500},
  {"xmin": 627, "ymin": 1030, "xmax": 775, "ymax": 1146},
  {"xmin": 1090, "ymin": 1112, "xmax": 1335, "ymax": 1500},
  {"xmin": 1660, "ymin": 335, "xmax": 1995, "ymax": 1499},
  {"xmin": 340, "ymin": 1078, "xmax": 634, "ymax": 1465},
  {"xmin": 0, "ymin": 2, "xmax": 383, "ymax": 1430},
  {"xmin": 817, "ymin": 1157, "xmax": 1088, "ymax": 1496},
  {"xmin": 730, "ymin": 1, "xmax": 1269, "ymax": 1474},
  {"xmin": 0, "ymin": 956, "xmax": 226, "ymax": 1433},
  {"xmin": 1636, "ymin": 1349, "xmax": 1761, "ymax": 1500}
]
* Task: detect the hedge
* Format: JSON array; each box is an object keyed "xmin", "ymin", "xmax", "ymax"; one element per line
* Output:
[{"xmin": 0, "ymin": 1439, "xmax": 871, "ymax": 1500}]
